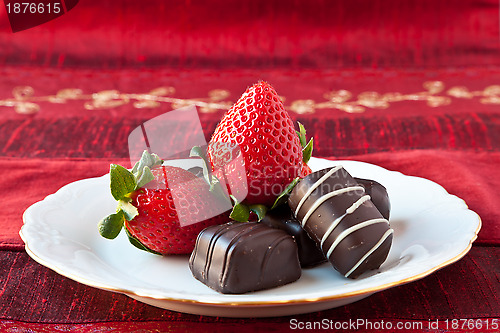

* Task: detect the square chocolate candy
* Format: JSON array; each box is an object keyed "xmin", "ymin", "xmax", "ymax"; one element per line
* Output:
[{"xmin": 189, "ymin": 222, "xmax": 301, "ymax": 294}]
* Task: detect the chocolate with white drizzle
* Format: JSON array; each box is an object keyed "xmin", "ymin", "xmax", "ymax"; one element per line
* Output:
[
  {"xmin": 288, "ymin": 166, "xmax": 393, "ymax": 278},
  {"xmin": 262, "ymin": 177, "xmax": 390, "ymax": 268}
]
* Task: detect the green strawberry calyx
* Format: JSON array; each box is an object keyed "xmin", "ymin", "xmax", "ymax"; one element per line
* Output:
[
  {"xmin": 270, "ymin": 177, "xmax": 301, "ymax": 210},
  {"xmin": 98, "ymin": 150, "xmax": 163, "ymax": 254},
  {"xmin": 296, "ymin": 121, "xmax": 314, "ymax": 164},
  {"xmin": 229, "ymin": 195, "xmax": 268, "ymax": 223},
  {"xmin": 189, "ymin": 146, "xmax": 222, "ymax": 193}
]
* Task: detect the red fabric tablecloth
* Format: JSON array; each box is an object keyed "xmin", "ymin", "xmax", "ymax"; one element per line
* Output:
[
  {"xmin": 1, "ymin": 66, "xmax": 499, "ymax": 333},
  {"xmin": 1, "ymin": 0, "xmax": 499, "ymax": 332}
]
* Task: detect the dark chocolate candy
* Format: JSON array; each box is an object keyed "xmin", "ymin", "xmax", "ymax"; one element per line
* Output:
[
  {"xmin": 189, "ymin": 222, "xmax": 301, "ymax": 294},
  {"xmin": 261, "ymin": 205, "xmax": 326, "ymax": 267},
  {"xmin": 262, "ymin": 177, "xmax": 390, "ymax": 268},
  {"xmin": 354, "ymin": 178, "xmax": 391, "ymax": 220},
  {"xmin": 288, "ymin": 166, "xmax": 393, "ymax": 279}
]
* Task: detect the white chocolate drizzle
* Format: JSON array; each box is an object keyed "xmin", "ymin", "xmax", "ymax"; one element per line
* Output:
[
  {"xmin": 301, "ymin": 186, "xmax": 365, "ymax": 228},
  {"xmin": 294, "ymin": 165, "xmax": 342, "ymax": 217},
  {"xmin": 293, "ymin": 166, "xmax": 393, "ymax": 278},
  {"xmin": 320, "ymin": 195, "xmax": 371, "ymax": 247},
  {"xmin": 325, "ymin": 218, "xmax": 389, "ymax": 259},
  {"xmin": 344, "ymin": 228, "xmax": 394, "ymax": 278}
]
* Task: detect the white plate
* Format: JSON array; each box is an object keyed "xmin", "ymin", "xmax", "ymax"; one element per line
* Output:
[{"xmin": 20, "ymin": 157, "xmax": 481, "ymax": 317}]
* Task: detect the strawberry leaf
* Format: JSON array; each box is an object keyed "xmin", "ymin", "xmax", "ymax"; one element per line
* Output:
[
  {"xmin": 98, "ymin": 211, "xmax": 124, "ymax": 239},
  {"xmin": 124, "ymin": 227, "xmax": 162, "ymax": 255},
  {"xmin": 189, "ymin": 145, "xmax": 213, "ymax": 185},
  {"xmin": 296, "ymin": 122, "xmax": 307, "ymax": 147},
  {"xmin": 229, "ymin": 197, "xmax": 268, "ymax": 222},
  {"xmin": 302, "ymin": 137, "xmax": 314, "ymax": 164},
  {"xmin": 110, "ymin": 164, "xmax": 137, "ymax": 201},
  {"xmin": 249, "ymin": 204, "xmax": 267, "ymax": 221},
  {"xmin": 209, "ymin": 176, "xmax": 231, "ymax": 203},
  {"xmin": 135, "ymin": 166, "xmax": 154, "ymax": 189},
  {"xmin": 230, "ymin": 204, "xmax": 250, "ymax": 222},
  {"xmin": 132, "ymin": 150, "xmax": 163, "ymax": 175},
  {"xmin": 296, "ymin": 122, "xmax": 314, "ymax": 163},
  {"xmin": 271, "ymin": 177, "xmax": 300, "ymax": 210},
  {"xmin": 118, "ymin": 199, "xmax": 139, "ymax": 221},
  {"xmin": 229, "ymin": 195, "xmax": 250, "ymax": 222}
]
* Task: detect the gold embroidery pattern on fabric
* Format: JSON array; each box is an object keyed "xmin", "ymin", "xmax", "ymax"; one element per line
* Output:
[
  {"xmin": 289, "ymin": 81, "xmax": 456, "ymax": 114},
  {"xmin": 1, "ymin": 81, "xmax": 499, "ymax": 115}
]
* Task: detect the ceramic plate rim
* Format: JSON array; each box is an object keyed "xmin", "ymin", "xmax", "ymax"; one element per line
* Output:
[{"xmin": 20, "ymin": 157, "xmax": 482, "ymax": 309}]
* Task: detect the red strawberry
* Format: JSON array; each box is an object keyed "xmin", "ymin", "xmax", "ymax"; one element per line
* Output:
[
  {"xmin": 207, "ymin": 81, "xmax": 305, "ymax": 207},
  {"xmin": 99, "ymin": 151, "xmax": 228, "ymax": 255},
  {"xmin": 301, "ymin": 163, "xmax": 312, "ymax": 177}
]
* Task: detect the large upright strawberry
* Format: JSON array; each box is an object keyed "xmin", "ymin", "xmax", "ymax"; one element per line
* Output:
[
  {"xmin": 207, "ymin": 81, "xmax": 312, "ymax": 209},
  {"xmin": 98, "ymin": 151, "xmax": 228, "ymax": 255}
]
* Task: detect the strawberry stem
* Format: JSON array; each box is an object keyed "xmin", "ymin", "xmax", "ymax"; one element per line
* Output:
[{"xmin": 118, "ymin": 199, "xmax": 139, "ymax": 221}]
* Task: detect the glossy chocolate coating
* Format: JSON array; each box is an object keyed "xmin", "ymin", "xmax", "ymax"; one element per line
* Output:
[
  {"xmin": 354, "ymin": 178, "xmax": 391, "ymax": 220},
  {"xmin": 262, "ymin": 177, "xmax": 390, "ymax": 268},
  {"xmin": 261, "ymin": 205, "xmax": 326, "ymax": 267},
  {"xmin": 288, "ymin": 167, "xmax": 393, "ymax": 279},
  {"xmin": 189, "ymin": 222, "xmax": 301, "ymax": 294}
]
